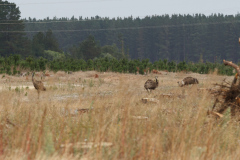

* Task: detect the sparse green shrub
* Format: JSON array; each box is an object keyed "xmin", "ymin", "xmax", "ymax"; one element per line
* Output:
[
  {"xmin": 98, "ymin": 78, "xmax": 104, "ymax": 86},
  {"xmin": 13, "ymin": 66, "xmax": 18, "ymax": 75},
  {"xmin": 50, "ymin": 85, "xmax": 58, "ymax": 90},
  {"xmin": 15, "ymin": 87, "xmax": 20, "ymax": 93},
  {"xmin": 6, "ymin": 66, "xmax": 11, "ymax": 75},
  {"xmin": 89, "ymin": 79, "xmax": 94, "ymax": 87}
]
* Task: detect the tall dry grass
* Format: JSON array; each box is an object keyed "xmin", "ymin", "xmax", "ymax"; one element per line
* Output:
[{"xmin": 0, "ymin": 71, "xmax": 239, "ymax": 159}]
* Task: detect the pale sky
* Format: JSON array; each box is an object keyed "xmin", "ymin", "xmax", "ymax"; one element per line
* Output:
[{"xmin": 15, "ymin": 0, "xmax": 240, "ymax": 20}]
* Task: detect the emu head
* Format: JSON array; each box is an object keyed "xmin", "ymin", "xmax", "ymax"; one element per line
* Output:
[
  {"xmin": 177, "ymin": 81, "xmax": 184, "ymax": 87},
  {"xmin": 155, "ymin": 76, "xmax": 158, "ymax": 84},
  {"xmin": 32, "ymin": 72, "xmax": 35, "ymax": 78}
]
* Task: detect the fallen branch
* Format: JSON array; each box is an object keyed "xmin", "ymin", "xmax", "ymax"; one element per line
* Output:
[
  {"xmin": 131, "ymin": 116, "xmax": 148, "ymax": 120},
  {"xmin": 208, "ymin": 110, "xmax": 224, "ymax": 118},
  {"xmin": 197, "ymin": 88, "xmax": 212, "ymax": 92},
  {"xmin": 160, "ymin": 93, "xmax": 174, "ymax": 97},
  {"xmin": 223, "ymin": 60, "xmax": 240, "ymax": 76},
  {"xmin": 223, "ymin": 60, "xmax": 240, "ymax": 86},
  {"xmin": 142, "ymin": 98, "xmax": 159, "ymax": 103},
  {"xmin": 76, "ymin": 109, "xmax": 90, "ymax": 114},
  {"xmin": 60, "ymin": 142, "xmax": 113, "ymax": 149}
]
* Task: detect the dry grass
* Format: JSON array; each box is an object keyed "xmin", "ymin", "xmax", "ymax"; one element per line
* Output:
[{"xmin": 0, "ymin": 71, "xmax": 239, "ymax": 159}]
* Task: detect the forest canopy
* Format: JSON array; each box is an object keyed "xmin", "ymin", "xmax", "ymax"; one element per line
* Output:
[
  {"xmin": 23, "ymin": 14, "xmax": 240, "ymax": 63},
  {"xmin": 1, "ymin": 0, "xmax": 240, "ymax": 72}
]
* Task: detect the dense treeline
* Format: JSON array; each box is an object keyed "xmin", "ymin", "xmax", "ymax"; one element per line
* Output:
[
  {"xmin": 23, "ymin": 14, "xmax": 240, "ymax": 63},
  {"xmin": 0, "ymin": 1, "xmax": 30, "ymax": 57},
  {"xmin": 1, "ymin": 0, "xmax": 240, "ymax": 70},
  {"xmin": 0, "ymin": 54, "xmax": 234, "ymax": 76}
]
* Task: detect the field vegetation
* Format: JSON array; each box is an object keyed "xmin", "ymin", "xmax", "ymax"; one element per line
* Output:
[{"xmin": 0, "ymin": 70, "xmax": 239, "ymax": 159}]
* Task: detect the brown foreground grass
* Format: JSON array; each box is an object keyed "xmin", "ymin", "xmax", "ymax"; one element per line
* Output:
[{"xmin": 0, "ymin": 71, "xmax": 239, "ymax": 160}]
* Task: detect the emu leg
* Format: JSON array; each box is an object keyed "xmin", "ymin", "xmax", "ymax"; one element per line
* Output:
[
  {"xmin": 149, "ymin": 89, "xmax": 152, "ymax": 94},
  {"xmin": 146, "ymin": 89, "xmax": 150, "ymax": 93},
  {"xmin": 37, "ymin": 90, "xmax": 40, "ymax": 99}
]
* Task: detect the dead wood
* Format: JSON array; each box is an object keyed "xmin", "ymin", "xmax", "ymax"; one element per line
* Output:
[
  {"xmin": 142, "ymin": 98, "xmax": 159, "ymax": 103},
  {"xmin": 131, "ymin": 116, "xmax": 149, "ymax": 120},
  {"xmin": 76, "ymin": 109, "xmax": 90, "ymax": 115},
  {"xmin": 60, "ymin": 142, "xmax": 113, "ymax": 149},
  {"xmin": 223, "ymin": 60, "xmax": 240, "ymax": 76},
  {"xmin": 160, "ymin": 93, "xmax": 174, "ymax": 97},
  {"xmin": 197, "ymin": 88, "xmax": 212, "ymax": 92},
  {"xmin": 5, "ymin": 118, "xmax": 17, "ymax": 128},
  {"xmin": 207, "ymin": 110, "xmax": 224, "ymax": 118},
  {"xmin": 210, "ymin": 60, "xmax": 240, "ymax": 119},
  {"xmin": 223, "ymin": 60, "xmax": 240, "ymax": 86}
]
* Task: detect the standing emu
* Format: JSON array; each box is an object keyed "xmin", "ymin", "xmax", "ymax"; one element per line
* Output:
[
  {"xmin": 144, "ymin": 76, "xmax": 158, "ymax": 93},
  {"xmin": 32, "ymin": 72, "xmax": 46, "ymax": 99},
  {"xmin": 178, "ymin": 77, "xmax": 199, "ymax": 87}
]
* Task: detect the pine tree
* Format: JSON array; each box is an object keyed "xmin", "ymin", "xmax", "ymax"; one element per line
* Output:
[{"xmin": 0, "ymin": 1, "xmax": 31, "ymax": 56}]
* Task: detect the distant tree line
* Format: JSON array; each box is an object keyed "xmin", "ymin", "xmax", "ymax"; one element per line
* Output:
[
  {"xmin": 23, "ymin": 14, "xmax": 240, "ymax": 63},
  {"xmin": 1, "ymin": 0, "xmax": 240, "ymax": 69}
]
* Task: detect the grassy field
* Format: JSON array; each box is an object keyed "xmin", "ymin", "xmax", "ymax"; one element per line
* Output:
[{"xmin": 0, "ymin": 71, "xmax": 239, "ymax": 160}]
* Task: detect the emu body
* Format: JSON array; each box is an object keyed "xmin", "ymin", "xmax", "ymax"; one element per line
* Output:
[
  {"xmin": 32, "ymin": 72, "xmax": 46, "ymax": 99},
  {"xmin": 144, "ymin": 77, "xmax": 158, "ymax": 92},
  {"xmin": 178, "ymin": 77, "xmax": 199, "ymax": 87}
]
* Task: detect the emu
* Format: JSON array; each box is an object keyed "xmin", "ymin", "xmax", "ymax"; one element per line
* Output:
[
  {"xmin": 32, "ymin": 72, "xmax": 46, "ymax": 99},
  {"xmin": 144, "ymin": 76, "xmax": 158, "ymax": 93},
  {"xmin": 178, "ymin": 77, "xmax": 199, "ymax": 87}
]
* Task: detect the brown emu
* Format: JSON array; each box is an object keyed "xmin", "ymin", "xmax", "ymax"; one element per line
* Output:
[
  {"xmin": 178, "ymin": 77, "xmax": 199, "ymax": 87},
  {"xmin": 144, "ymin": 76, "xmax": 158, "ymax": 93},
  {"xmin": 32, "ymin": 72, "xmax": 46, "ymax": 99}
]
